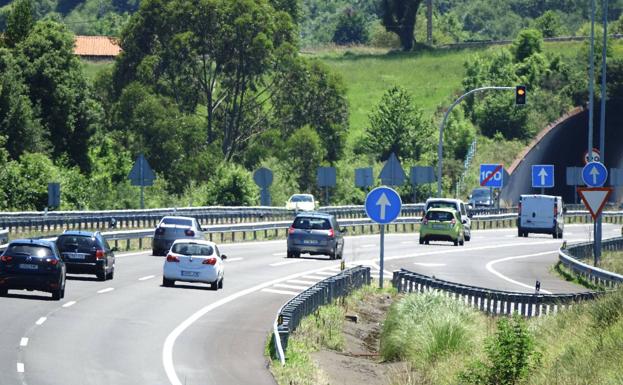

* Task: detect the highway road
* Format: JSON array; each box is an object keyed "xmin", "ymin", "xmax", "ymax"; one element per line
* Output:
[{"xmin": 0, "ymin": 222, "xmax": 620, "ymax": 385}]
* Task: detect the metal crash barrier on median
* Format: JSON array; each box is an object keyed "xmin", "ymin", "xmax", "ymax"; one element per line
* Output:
[
  {"xmin": 392, "ymin": 269, "xmax": 601, "ymax": 318},
  {"xmin": 559, "ymin": 237, "xmax": 623, "ymax": 287},
  {"xmin": 272, "ymin": 266, "xmax": 371, "ymax": 365}
]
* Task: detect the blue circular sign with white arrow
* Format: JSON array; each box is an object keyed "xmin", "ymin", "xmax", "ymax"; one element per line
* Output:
[
  {"xmin": 582, "ymin": 162, "xmax": 608, "ymax": 187},
  {"xmin": 365, "ymin": 186, "xmax": 402, "ymax": 224}
]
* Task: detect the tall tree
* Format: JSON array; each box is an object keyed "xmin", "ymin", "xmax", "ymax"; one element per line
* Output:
[
  {"xmin": 4, "ymin": 0, "xmax": 34, "ymax": 48},
  {"xmin": 381, "ymin": 0, "xmax": 423, "ymax": 51}
]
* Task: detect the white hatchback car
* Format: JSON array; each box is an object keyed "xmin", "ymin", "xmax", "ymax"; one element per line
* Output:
[
  {"xmin": 162, "ymin": 239, "xmax": 226, "ymax": 290},
  {"xmin": 285, "ymin": 194, "xmax": 316, "ymax": 211}
]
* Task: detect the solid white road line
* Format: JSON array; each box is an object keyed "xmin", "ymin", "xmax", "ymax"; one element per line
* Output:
[
  {"xmin": 116, "ymin": 251, "xmax": 150, "ymax": 258},
  {"xmin": 413, "ymin": 262, "xmax": 447, "ymax": 267},
  {"xmin": 17, "ymin": 363, "xmax": 24, "ymax": 373},
  {"xmin": 19, "ymin": 338, "xmax": 28, "ymax": 347},
  {"xmin": 287, "ymin": 279, "xmax": 317, "ymax": 285},
  {"xmin": 138, "ymin": 275, "xmax": 155, "ymax": 281},
  {"xmin": 163, "ymin": 264, "xmax": 341, "ymax": 385},
  {"xmin": 225, "ymin": 257, "xmax": 244, "ymax": 262},
  {"xmin": 35, "ymin": 317, "xmax": 47, "ymax": 326},
  {"xmin": 261, "ymin": 288, "xmax": 299, "ymax": 296},
  {"xmin": 485, "ymin": 251, "xmax": 555, "ymax": 294},
  {"xmin": 97, "ymin": 287, "xmax": 115, "ymax": 294},
  {"xmin": 269, "ymin": 259, "xmax": 304, "ymax": 267},
  {"xmin": 272, "ymin": 252, "xmax": 287, "ymax": 256},
  {"xmin": 62, "ymin": 301, "xmax": 77, "ymax": 308},
  {"xmin": 274, "ymin": 283, "xmax": 308, "ymax": 291}
]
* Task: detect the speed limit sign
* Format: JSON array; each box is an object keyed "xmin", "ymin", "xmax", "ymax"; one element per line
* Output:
[{"xmin": 584, "ymin": 148, "xmax": 600, "ymax": 165}]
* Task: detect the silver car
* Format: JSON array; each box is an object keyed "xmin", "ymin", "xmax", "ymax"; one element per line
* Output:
[
  {"xmin": 152, "ymin": 216, "xmax": 204, "ymax": 256},
  {"xmin": 286, "ymin": 212, "xmax": 345, "ymax": 260}
]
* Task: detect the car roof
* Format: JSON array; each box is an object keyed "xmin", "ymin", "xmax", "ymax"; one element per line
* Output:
[
  {"xmin": 171, "ymin": 239, "xmax": 217, "ymax": 247},
  {"xmin": 61, "ymin": 230, "xmax": 98, "ymax": 237},
  {"xmin": 9, "ymin": 239, "xmax": 57, "ymax": 248},
  {"xmin": 294, "ymin": 211, "xmax": 333, "ymax": 219},
  {"xmin": 426, "ymin": 198, "xmax": 463, "ymax": 204},
  {"xmin": 427, "ymin": 207, "xmax": 458, "ymax": 213}
]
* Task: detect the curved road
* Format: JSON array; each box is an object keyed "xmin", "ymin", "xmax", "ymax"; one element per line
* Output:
[{"xmin": 0, "ymin": 223, "xmax": 620, "ymax": 385}]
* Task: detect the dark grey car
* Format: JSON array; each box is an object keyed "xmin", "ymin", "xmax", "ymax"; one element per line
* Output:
[
  {"xmin": 152, "ymin": 216, "xmax": 205, "ymax": 256},
  {"xmin": 286, "ymin": 213, "xmax": 345, "ymax": 260}
]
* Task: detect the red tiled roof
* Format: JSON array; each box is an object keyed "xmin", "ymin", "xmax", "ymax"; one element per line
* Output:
[{"xmin": 74, "ymin": 35, "xmax": 121, "ymax": 57}]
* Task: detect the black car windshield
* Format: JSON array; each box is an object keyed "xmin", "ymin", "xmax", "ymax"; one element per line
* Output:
[
  {"xmin": 290, "ymin": 195, "xmax": 312, "ymax": 202},
  {"xmin": 172, "ymin": 243, "xmax": 214, "ymax": 256},
  {"xmin": 293, "ymin": 217, "xmax": 331, "ymax": 230},
  {"xmin": 161, "ymin": 218, "xmax": 193, "ymax": 227},
  {"xmin": 426, "ymin": 211, "xmax": 455, "ymax": 222},
  {"xmin": 56, "ymin": 235, "xmax": 96, "ymax": 253},
  {"xmin": 472, "ymin": 190, "xmax": 490, "ymax": 198},
  {"xmin": 5, "ymin": 244, "xmax": 54, "ymax": 257}
]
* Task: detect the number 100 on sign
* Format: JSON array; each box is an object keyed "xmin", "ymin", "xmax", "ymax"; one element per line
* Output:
[{"xmin": 479, "ymin": 164, "xmax": 504, "ymax": 188}]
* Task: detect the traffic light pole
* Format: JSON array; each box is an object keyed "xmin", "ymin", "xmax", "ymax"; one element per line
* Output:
[{"xmin": 437, "ymin": 86, "xmax": 515, "ymax": 197}]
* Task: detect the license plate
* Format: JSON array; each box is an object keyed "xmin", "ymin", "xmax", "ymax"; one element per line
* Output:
[
  {"xmin": 303, "ymin": 239, "xmax": 319, "ymax": 244},
  {"xmin": 19, "ymin": 264, "xmax": 38, "ymax": 270},
  {"xmin": 181, "ymin": 271, "xmax": 199, "ymax": 277},
  {"xmin": 432, "ymin": 224, "xmax": 447, "ymax": 229},
  {"xmin": 64, "ymin": 253, "xmax": 85, "ymax": 260}
]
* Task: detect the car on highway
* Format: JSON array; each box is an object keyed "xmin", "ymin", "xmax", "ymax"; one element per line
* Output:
[
  {"xmin": 56, "ymin": 230, "xmax": 116, "ymax": 281},
  {"xmin": 285, "ymin": 194, "xmax": 316, "ymax": 211},
  {"xmin": 162, "ymin": 239, "xmax": 226, "ymax": 290},
  {"xmin": 425, "ymin": 198, "xmax": 472, "ymax": 241},
  {"xmin": 152, "ymin": 216, "xmax": 205, "ymax": 256},
  {"xmin": 287, "ymin": 212, "xmax": 345, "ymax": 260},
  {"xmin": 518, "ymin": 194, "xmax": 564, "ymax": 238},
  {"xmin": 419, "ymin": 208, "xmax": 465, "ymax": 246},
  {"xmin": 468, "ymin": 187, "xmax": 494, "ymax": 208},
  {"xmin": 0, "ymin": 239, "xmax": 66, "ymax": 300}
]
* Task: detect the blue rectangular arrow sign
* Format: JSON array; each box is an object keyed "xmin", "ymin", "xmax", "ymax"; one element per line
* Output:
[{"xmin": 532, "ymin": 165, "xmax": 554, "ymax": 188}]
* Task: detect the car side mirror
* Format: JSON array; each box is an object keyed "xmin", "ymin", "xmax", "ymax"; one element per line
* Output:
[{"xmin": 221, "ymin": 254, "xmax": 227, "ymax": 260}]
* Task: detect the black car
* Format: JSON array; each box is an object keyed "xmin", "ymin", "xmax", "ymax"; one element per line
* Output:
[
  {"xmin": 0, "ymin": 239, "xmax": 66, "ymax": 300},
  {"xmin": 55, "ymin": 231, "xmax": 115, "ymax": 281},
  {"xmin": 286, "ymin": 212, "xmax": 346, "ymax": 260}
]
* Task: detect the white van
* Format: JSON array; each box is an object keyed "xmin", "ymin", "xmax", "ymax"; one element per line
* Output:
[
  {"xmin": 517, "ymin": 194, "xmax": 564, "ymax": 238},
  {"xmin": 425, "ymin": 198, "xmax": 472, "ymax": 241}
]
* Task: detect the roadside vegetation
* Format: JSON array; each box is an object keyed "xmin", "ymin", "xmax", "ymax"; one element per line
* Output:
[
  {"xmin": 271, "ymin": 287, "xmax": 623, "ymax": 385},
  {"xmin": 600, "ymin": 251, "xmax": 623, "ymax": 276}
]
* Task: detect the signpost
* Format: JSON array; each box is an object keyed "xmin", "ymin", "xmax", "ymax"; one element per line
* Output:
[
  {"xmin": 479, "ymin": 164, "xmax": 504, "ymax": 188},
  {"xmin": 379, "ymin": 153, "xmax": 406, "ymax": 186},
  {"xmin": 582, "ymin": 162, "xmax": 608, "ymax": 187},
  {"xmin": 253, "ymin": 167, "xmax": 273, "ymax": 206},
  {"xmin": 531, "ymin": 165, "xmax": 554, "ymax": 194},
  {"xmin": 580, "ymin": 161, "xmax": 609, "ymax": 265},
  {"xmin": 365, "ymin": 186, "xmax": 402, "ymax": 289},
  {"xmin": 355, "ymin": 167, "xmax": 374, "ymax": 189},
  {"xmin": 128, "ymin": 154, "xmax": 155, "ymax": 209},
  {"xmin": 566, "ymin": 167, "xmax": 584, "ymax": 204},
  {"xmin": 317, "ymin": 167, "xmax": 336, "ymax": 205},
  {"xmin": 47, "ymin": 183, "xmax": 61, "ymax": 209}
]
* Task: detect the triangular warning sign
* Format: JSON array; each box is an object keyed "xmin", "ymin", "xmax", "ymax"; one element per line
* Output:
[{"xmin": 577, "ymin": 187, "xmax": 613, "ymax": 220}]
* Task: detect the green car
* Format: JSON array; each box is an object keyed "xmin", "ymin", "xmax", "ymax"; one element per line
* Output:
[{"xmin": 419, "ymin": 208, "xmax": 465, "ymax": 246}]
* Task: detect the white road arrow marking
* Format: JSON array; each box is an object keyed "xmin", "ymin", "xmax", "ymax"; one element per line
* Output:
[
  {"xmin": 376, "ymin": 192, "xmax": 391, "ymax": 220},
  {"xmin": 538, "ymin": 168, "xmax": 548, "ymax": 185},
  {"xmin": 590, "ymin": 166, "xmax": 600, "ymax": 185}
]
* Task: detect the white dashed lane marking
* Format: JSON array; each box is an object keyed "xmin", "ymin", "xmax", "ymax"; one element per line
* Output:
[
  {"xmin": 35, "ymin": 317, "xmax": 47, "ymax": 326},
  {"xmin": 261, "ymin": 288, "xmax": 299, "ymax": 296},
  {"xmin": 138, "ymin": 275, "xmax": 155, "ymax": 281},
  {"xmin": 17, "ymin": 363, "xmax": 24, "ymax": 373},
  {"xmin": 19, "ymin": 338, "xmax": 28, "ymax": 347},
  {"xmin": 287, "ymin": 279, "xmax": 317, "ymax": 286},
  {"xmin": 225, "ymin": 257, "xmax": 244, "ymax": 262},
  {"xmin": 62, "ymin": 301, "xmax": 77, "ymax": 308},
  {"xmin": 274, "ymin": 284, "xmax": 309, "ymax": 291},
  {"xmin": 97, "ymin": 288, "xmax": 115, "ymax": 294}
]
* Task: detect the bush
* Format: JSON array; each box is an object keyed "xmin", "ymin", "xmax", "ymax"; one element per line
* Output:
[
  {"xmin": 511, "ymin": 29, "xmax": 543, "ymax": 62},
  {"xmin": 332, "ymin": 8, "xmax": 369, "ymax": 45}
]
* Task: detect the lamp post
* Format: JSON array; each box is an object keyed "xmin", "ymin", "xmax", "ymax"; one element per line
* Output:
[{"xmin": 437, "ymin": 86, "xmax": 516, "ymax": 197}]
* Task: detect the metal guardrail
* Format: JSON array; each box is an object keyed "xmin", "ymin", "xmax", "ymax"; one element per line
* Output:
[
  {"xmin": 272, "ymin": 266, "xmax": 371, "ymax": 365},
  {"xmin": 0, "ymin": 229, "xmax": 8, "ymax": 245},
  {"xmin": 559, "ymin": 237, "xmax": 623, "ymax": 287},
  {"xmin": 393, "ymin": 269, "xmax": 601, "ymax": 318}
]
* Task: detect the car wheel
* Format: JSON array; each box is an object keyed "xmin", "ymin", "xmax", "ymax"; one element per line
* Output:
[
  {"xmin": 465, "ymin": 233, "xmax": 471, "ymax": 241},
  {"xmin": 287, "ymin": 250, "xmax": 294, "ymax": 258},
  {"xmin": 454, "ymin": 239, "xmax": 459, "ymax": 246},
  {"xmin": 425, "ymin": 240, "xmax": 430, "ymax": 245},
  {"xmin": 0, "ymin": 288, "xmax": 7, "ymax": 296},
  {"xmin": 107, "ymin": 268, "xmax": 114, "ymax": 280},
  {"xmin": 210, "ymin": 280, "xmax": 219, "ymax": 291},
  {"xmin": 162, "ymin": 277, "xmax": 174, "ymax": 287},
  {"xmin": 97, "ymin": 265, "xmax": 107, "ymax": 281},
  {"xmin": 52, "ymin": 281, "xmax": 63, "ymax": 301},
  {"xmin": 218, "ymin": 277, "xmax": 224, "ymax": 289},
  {"xmin": 419, "ymin": 237, "xmax": 424, "ymax": 245},
  {"xmin": 60, "ymin": 279, "xmax": 66, "ymax": 299},
  {"xmin": 518, "ymin": 228, "xmax": 523, "ymax": 237},
  {"xmin": 459, "ymin": 235, "xmax": 465, "ymax": 246}
]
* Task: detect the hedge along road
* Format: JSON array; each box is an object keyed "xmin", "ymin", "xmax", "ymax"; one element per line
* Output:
[{"xmin": 0, "ymin": 222, "xmax": 618, "ymax": 385}]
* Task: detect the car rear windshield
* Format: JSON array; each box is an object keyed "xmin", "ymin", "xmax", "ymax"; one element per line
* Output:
[
  {"xmin": 161, "ymin": 218, "xmax": 193, "ymax": 227},
  {"xmin": 291, "ymin": 195, "xmax": 312, "ymax": 202},
  {"xmin": 171, "ymin": 243, "xmax": 214, "ymax": 256},
  {"xmin": 426, "ymin": 211, "xmax": 455, "ymax": 222},
  {"xmin": 56, "ymin": 235, "xmax": 97, "ymax": 252},
  {"xmin": 472, "ymin": 190, "xmax": 490, "ymax": 198},
  {"xmin": 428, "ymin": 202, "xmax": 458, "ymax": 210},
  {"xmin": 292, "ymin": 217, "xmax": 331, "ymax": 230},
  {"xmin": 5, "ymin": 244, "xmax": 54, "ymax": 257}
]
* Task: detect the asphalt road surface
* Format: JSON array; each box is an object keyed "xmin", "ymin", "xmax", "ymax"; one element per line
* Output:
[{"xmin": 0, "ymin": 223, "xmax": 620, "ymax": 385}]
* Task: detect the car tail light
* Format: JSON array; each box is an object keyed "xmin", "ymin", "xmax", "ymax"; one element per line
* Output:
[
  {"xmin": 327, "ymin": 228, "xmax": 335, "ymax": 238},
  {"xmin": 166, "ymin": 254, "xmax": 180, "ymax": 263},
  {"xmin": 47, "ymin": 258, "xmax": 59, "ymax": 266},
  {"xmin": 422, "ymin": 218, "xmax": 428, "ymax": 225},
  {"xmin": 0, "ymin": 255, "xmax": 13, "ymax": 263},
  {"xmin": 518, "ymin": 202, "xmax": 522, "ymax": 214},
  {"xmin": 155, "ymin": 227, "xmax": 165, "ymax": 235},
  {"xmin": 95, "ymin": 250, "xmax": 105, "ymax": 259},
  {"xmin": 185, "ymin": 229, "xmax": 195, "ymax": 237},
  {"xmin": 288, "ymin": 226, "xmax": 295, "ymax": 235},
  {"xmin": 202, "ymin": 257, "xmax": 217, "ymax": 265}
]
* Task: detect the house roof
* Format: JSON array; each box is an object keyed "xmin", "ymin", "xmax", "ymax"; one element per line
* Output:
[{"xmin": 74, "ymin": 35, "xmax": 122, "ymax": 57}]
